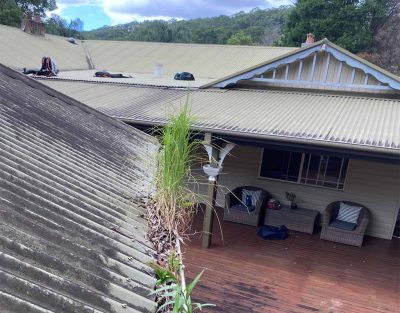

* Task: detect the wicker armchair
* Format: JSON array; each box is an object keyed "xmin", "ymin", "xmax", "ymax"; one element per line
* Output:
[
  {"xmin": 320, "ymin": 201, "xmax": 370, "ymax": 247},
  {"xmin": 224, "ymin": 186, "xmax": 271, "ymax": 226}
]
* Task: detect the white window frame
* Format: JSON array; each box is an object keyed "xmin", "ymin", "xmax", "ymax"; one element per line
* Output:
[{"xmin": 257, "ymin": 148, "xmax": 349, "ymax": 191}]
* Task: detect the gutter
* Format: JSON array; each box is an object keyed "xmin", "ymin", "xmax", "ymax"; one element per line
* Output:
[{"xmin": 81, "ymin": 40, "xmax": 95, "ymax": 70}]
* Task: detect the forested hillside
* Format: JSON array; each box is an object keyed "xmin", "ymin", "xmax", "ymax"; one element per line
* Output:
[{"xmin": 83, "ymin": 7, "xmax": 292, "ymax": 46}]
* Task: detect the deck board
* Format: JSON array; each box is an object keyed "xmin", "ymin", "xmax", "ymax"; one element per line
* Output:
[{"xmin": 183, "ymin": 209, "xmax": 399, "ymax": 313}]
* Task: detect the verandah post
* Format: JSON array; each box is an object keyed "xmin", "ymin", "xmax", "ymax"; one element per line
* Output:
[
  {"xmin": 202, "ymin": 132, "xmax": 218, "ymax": 248},
  {"xmin": 202, "ymin": 178, "xmax": 217, "ymax": 248}
]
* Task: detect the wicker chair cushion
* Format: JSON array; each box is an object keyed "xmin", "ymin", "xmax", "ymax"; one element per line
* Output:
[
  {"xmin": 337, "ymin": 202, "xmax": 363, "ymax": 224},
  {"xmin": 330, "ymin": 219, "xmax": 357, "ymax": 231},
  {"xmin": 242, "ymin": 189, "xmax": 262, "ymax": 206}
]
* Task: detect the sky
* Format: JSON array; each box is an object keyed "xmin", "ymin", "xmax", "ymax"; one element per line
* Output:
[{"xmin": 52, "ymin": 0, "xmax": 292, "ymax": 31}]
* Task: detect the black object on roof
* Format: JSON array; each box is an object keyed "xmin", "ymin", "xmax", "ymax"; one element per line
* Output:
[
  {"xmin": 0, "ymin": 64, "xmax": 158, "ymax": 313},
  {"xmin": 95, "ymin": 70, "xmax": 132, "ymax": 78},
  {"xmin": 67, "ymin": 37, "xmax": 77, "ymax": 44},
  {"xmin": 174, "ymin": 72, "xmax": 195, "ymax": 81}
]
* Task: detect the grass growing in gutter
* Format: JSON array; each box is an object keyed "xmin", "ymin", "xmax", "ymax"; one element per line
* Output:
[
  {"xmin": 148, "ymin": 100, "xmax": 215, "ymax": 312},
  {"xmin": 154, "ymin": 102, "xmax": 199, "ymax": 240}
]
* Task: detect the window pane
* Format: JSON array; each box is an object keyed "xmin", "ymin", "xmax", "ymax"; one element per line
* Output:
[
  {"xmin": 339, "ymin": 159, "xmax": 349, "ymax": 185},
  {"xmin": 260, "ymin": 149, "xmax": 285, "ymax": 179},
  {"xmin": 261, "ymin": 149, "xmax": 349, "ymax": 190},
  {"xmin": 300, "ymin": 154, "xmax": 309, "ymax": 184},
  {"xmin": 323, "ymin": 157, "xmax": 343, "ymax": 188},
  {"xmin": 260, "ymin": 148, "xmax": 301, "ymax": 182},
  {"xmin": 316, "ymin": 156, "xmax": 328, "ymax": 185},
  {"xmin": 286, "ymin": 152, "xmax": 302, "ymax": 181},
  {"xmin": 301, "ymin": 154, "xmax": 349, "ymax": 190},
  {"xmin": 301, "ymin": 154, "xmax": 321, "ymax": 185}
]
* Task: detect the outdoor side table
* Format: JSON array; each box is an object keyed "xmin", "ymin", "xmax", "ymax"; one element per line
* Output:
[{"xmin": 264, "ymin": 205, "xmax": 319, "ymax": 234}]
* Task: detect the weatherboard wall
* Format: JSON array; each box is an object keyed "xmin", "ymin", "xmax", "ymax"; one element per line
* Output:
[{"xmin": 214, "ymin": 144, "xmax": 400, "ymax": 240}]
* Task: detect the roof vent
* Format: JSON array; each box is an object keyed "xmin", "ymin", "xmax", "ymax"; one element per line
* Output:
[
  {"xmin": 154, "ymin": 63, "xmax": 164, "ymax": 78},
  {"xmin": 21, "ymin": 12, "xmax": 45, "ymax": 36}
]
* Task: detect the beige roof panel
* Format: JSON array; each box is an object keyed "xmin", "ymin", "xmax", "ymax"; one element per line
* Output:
[
  {"xmin": 85, "ymin": 40, "xmax": 296, "ymax": 80},
  {"xmin": 40, "ymin": 69, "xmax": 213, "ymax": 88},
  {"xmin": 41, "ymin": 79, "xmax": 400, "ymax": 155},
  {"xmin": 0, "ymin": 25, "xmax": 89, "ymax": 70}
]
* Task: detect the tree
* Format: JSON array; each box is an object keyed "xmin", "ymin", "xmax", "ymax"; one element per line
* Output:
[
  {"xmin": 358, "ymin": 6, "xmax": 400, "ymax": 75},
  {"xmin": 45, "ymin": 13, "xmax": 68, "ymax": 35},
  {"xmin": 45, "ymin": 14, "xmax": 84, "ymax": 39},
  {"xmin": 70, "ymin": 18, "xmax": 83, "ymax": 32},
  {"xmin": 278, "ymin": 0, "xmax": 397, "ymax": 53},
  {"xmin": 227, "ymin": 30, "xmax": 253, "ymax": 45},
  {"xmin": 83, "ymin": 6, "xmax": 293, "ymax": 46},
  {"xmin": 0, "ymin": 1, "xmax": 23, "ymax": 27},
  {"xmin": 0, "ymin": 0, "xmax": 57, "ymax": 27},
  {"xmin": 15, "ymin": 0, "xmax": 56, "ymax": 16}
]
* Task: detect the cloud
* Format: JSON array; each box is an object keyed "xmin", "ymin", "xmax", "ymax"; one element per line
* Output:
[
  {"xmin": 57, "ymin": 0, "xmax": 102, "ymax": 5},
  {"xmin": 48, "ymin": 0, "xmax": 100, "ymax": 19},
  {"xmin": 50, "ymin": 0, "xmax": 93, "ymax": 15},
  {"xmin": 102, "ymin": 0, "xmax": 289, "ymax": 22}
]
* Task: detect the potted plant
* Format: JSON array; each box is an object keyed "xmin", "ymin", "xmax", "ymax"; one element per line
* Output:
[{"xmin": 285, "ymin": 192, "xmax": 298, "ymax": 209}]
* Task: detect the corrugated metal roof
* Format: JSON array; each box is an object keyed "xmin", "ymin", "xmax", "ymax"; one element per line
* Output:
[
  {"xmin": 0, "ymin": 25, "xmax": 89, "ymax": 70},
  {"xmin": 41, "ymin": 79, "xmax": 400, "ymax": 155},
  {"xmin": 0, "ymin": 65, "xmax": 158, "ymax": 313},
  {"xmin": 0, "ymin": 25, "xmax": 296, "ymax": 86},
  {"xmin": 85, "ymin": 40, "xmax": 296, "ymax": 80},
  {"xmin": 39, "ymin": 70, "xmax": 213, "ymax": 88}
]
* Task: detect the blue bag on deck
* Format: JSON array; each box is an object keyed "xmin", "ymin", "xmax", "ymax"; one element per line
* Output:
[{"xmin": 257, "ymin": 225, "xmax": 288, "ymax": 240}]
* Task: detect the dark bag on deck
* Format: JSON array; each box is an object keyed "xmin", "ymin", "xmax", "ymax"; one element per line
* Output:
[{"xmin": 257, "ymin": 225, "xmax": 288, "ymax": 240}]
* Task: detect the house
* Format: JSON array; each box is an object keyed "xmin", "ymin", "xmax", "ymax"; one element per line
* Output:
[
  {"xmin": 0, "ymin": 24, "xmax": 399, "ymax": 313},
  {"xmin": 0, "ymin": 64, "xmax": 159, "ymax": 313},
  {"xmin": 16, "ymin": 34, "xmax": 397, "ymax": 243}
]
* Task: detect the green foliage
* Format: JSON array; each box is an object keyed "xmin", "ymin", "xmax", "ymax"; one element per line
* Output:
[
  {"xmin": 15, "ymin": 0, "xmax": 56, "ymax": 15},
  {"xmin": 0, "ymin": 0, "xmax": 23, "ymax": 27},
  {"xmin": 154, "ymin": 99, "xmax": 200, "ymax": 238},
  {"xmin": 158, "ymin": 102, "xmax": 193, "ymax": 202},
  {"xmin": 227, "ymin": 30, "xmax": 253, "ymax": 45},
  {"xmin": 83, "ymin": 6, "xmax": 293, "ymax": 45},
  {"xmin": 166, "ymin": 250, "xmax": 181, "ymax": 276},
  {"xmin": 0, "ymin": 0, "xmax": 57, "ymax": 28},
  {"xmin": 285, "ymin": 192, "xmax": 297, "ymax": 205},
  {"xmin": 279, "ymin": 0, "xmax": 397, "ymax": 53},
  {"xmin": 45, "ymin": 13, "xmax": 84, "ymax": 38},
  {"xmin": 150, "ymin": 263, "xmax": 177, "ymax": 287},
  {"xmin": 149, "ymin": 250, "xmax": 181, "ymax": 286},
  {"xmin": 151, "ymin": 270, "xmax": 215, "ymax": 313},
  {"xmin": 285, "ymin": 192, "xmax": 296, "ymax": 201}
]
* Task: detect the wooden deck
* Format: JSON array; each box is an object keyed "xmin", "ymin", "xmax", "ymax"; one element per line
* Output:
[{"xmin": 182, "ymin": 208, "xmax": 399, "ymax": 313}]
